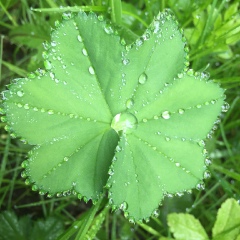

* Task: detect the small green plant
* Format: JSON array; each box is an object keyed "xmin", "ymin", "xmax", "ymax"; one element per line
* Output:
[
  {"xmin": 0, "ymin": 211, "xmax": 64, "ymax": 240},
  {"xmin": 1, "ymin": 9, "xmax": 227, "ymax": 223},
  {"xmin": 163, "ymin": 198, "xmax": 240, "ymax": 240}
]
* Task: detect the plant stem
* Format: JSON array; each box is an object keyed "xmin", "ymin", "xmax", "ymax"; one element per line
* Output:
[{"xmin": 75, "ymin": 194, "xmax": 106, "ymax": 239}]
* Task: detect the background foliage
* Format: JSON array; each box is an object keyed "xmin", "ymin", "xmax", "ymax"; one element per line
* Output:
[{"xmin": 0, "ymin": 0, "xmax": 239, "ymax": 239}]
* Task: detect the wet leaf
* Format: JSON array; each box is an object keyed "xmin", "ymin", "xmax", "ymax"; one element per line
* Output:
[{"xmin": 2, "ymin": 10, "xmax": 225, "ymax": 221}]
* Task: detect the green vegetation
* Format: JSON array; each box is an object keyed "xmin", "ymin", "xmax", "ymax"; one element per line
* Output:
[{"xmin": 0, "ymin": 0, "xmax": 240, "ymax": 239}]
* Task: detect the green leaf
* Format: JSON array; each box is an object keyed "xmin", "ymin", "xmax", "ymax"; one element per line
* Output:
[
  {"xmin": 0, "ymin": 211, "xmax": 64, "ymax": 240},
  {"xmin": 167, "ymin": 213, "xmax": 209, "ymax": 240},
  {"xmin": 2, "ymin": 10, "xmax": 225, "ymax": 221},
  {"xmin": 0, "ymin": 211, "xmax": 26, "ymax": 240},
  {"xmin": 224, "ymin": 3, "xmax": 239, "ymax": 21},
  {"xmin": 31, "ymin": 217, "xmax": 64, "ymax": 240},
  {"xmin": 212, "ymin": 198, "xmax": 240, "ymax": 240},
  {"xmin": 9, "ymin": 23, "xmax": 50, "ymax": 49}
]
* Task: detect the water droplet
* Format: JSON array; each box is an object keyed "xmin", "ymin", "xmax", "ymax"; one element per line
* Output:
[
  {"xmin": 48, "ymin": 110, "xmax": 54, "ymax": 115},
  {"xmin": 47, "ymin": 193, "xmax": 53, "ymax": 198},
  {"xmin": 185, "ymin": 47, "xmax": 190, "ymax": 53},
  {"xmin": 62, "ymin": 12, "xmax": 73, "ymax": 20},
  {"xmin": 162, "ymin": 111, "xmax": 170, "ymax": 119},
  {"xmin": 123, "ymin": 59, "xmax": 130, "ymax": 65},
  {"xmin": 196, "ymin": 104, "xmax": 202, "ymax": 108},
  {"xmin": 123, "ymin": 211, "xmax": 129, "ymax": 218},
  {"xmin": 42, "ymin": 51, "xmax": 48, "ymax": 59},
  {"xmin": 51, "ymin": 41, "xmax": 57, "ymax": 47},
  {"xmin": 205, "ymin": 158, "xmax": 212, "ymax": 166},
  {"xmin": 152, "ymin": 20, "xmax": 160, "ymax": 33},
  {"xmin": 165, "ymin": 137, "xmax": 171, "ymax": 142},
  {"xmin": 25, "ymin": 179, "xmax": 30, "ymax": 185},
  {"xmin": 221, "ymin": 103, "xmax": 229, "ymax": 112},
  {"xmin": 44, "ymin": 60, "xmax": 52, "ymax": 70},
  {"xmin": 178, "ymin": 73, "xmax": 183, "ymax": 78},
  {"xmin": 32, "ymin": 185, "xmax": 38, "ymax": 191},
  {"xmin": 64, "ymin": 157, "xmax": 69, "ymax": 162},
  {"xmin": 120, "ymin": 38, "xmax": 126, "ymax": 45},
  {"xmin": 203, "ymin": 149, "xmax": 208, "ymax": 155},
  {"xmin": 54, "ymin": 20, "xmax": 60, "ymax": 27},
  {"xmin": 138, "ymin": 73, "xmax": 148, "ymax": 84},
  {"xmin": 116, "ymin": 145, "xmax": 122, "ymax": 152},
  {"xmin": 178, "ymin": 108, "xmax": 185, "ymax": 114},
  {"xmin": 136, "ymin": 38, "xmax": 143, "ymax": 47},
  {"xmin": 126, "ymin": 98, "xmax": 134, "ymax": 109},
  {"xmin": 39, "ymin": 191, "xmax": 46, "ymax": 196},
  {"xmin": 21, "ymin": 171, "xmax": 27, "ymax": 178},
  {"xmin": 143, "ymin": 31, "xmax": 151, "ymax": 40},
  {"xmin": 24, "ymin": 104, "xmax": 29, "ymax": 110},
  {"xmin": 108, "ymin": 169, "xmax": 114, "ymax": 176},
  {"xmin": 17, "ymin": 91, "xmax": 24, "ymax": 97},
  {"xmin": 175, "ymin": 162, "xmax": 180, "ymax": 167},
  {"xmin": 1, "ymin": 116, "xmax": 7, "ymax": 122},
  {"xmin": 204, "ymin": 170, "xmax": 211, "ymax": 179},
  {"xmin": 198, "ymin": 140, "xmax": 205, "ymax": 147},
  {"xmin": 129, "ymin": 217, "xmax": 135, "ymax": 224},
  {"xmin": 10, "ymin": 133, "xmax": 17, "ymax": 138},
  {"xmin": 120, "ymin": 201, "xmax": 128, "ymax": 211},
  {"xmin": 211, "ymin": 100, "xmax": 216, "ymax": 104},
  {"xmin": 21, "ymin": 160, "xmax": 29, "ymax": 168},
  {"xmin": 154, "ymin": 115, "xmax": 159, "ymax": 120},
  {"xmin": 89, "ymin": 66, "xmax": 95, "ymax": 75},
  {"xmin": 42, "ymin": 41, "xmax": 50, "ymax": 50},
  {"xmin": 111, "ymin": 112, "xmax": 138, "ymax": 134},
  {"xmin": 143, "ymin": 118, "xmax": 148, "ymax": 123},
  {"xmin": 4, "ymin": 125, "xmax": 10, "ymax": 132},
  {"xmin": 145, "ymin": 217, "xmax": 150, "ymax": 223},
  {"xmin": 104, "ymin": 24, "xmax": 114, "ymax": 34},
  {"xmin": 56, "ymin": 192, "xmax": 62, "ymax": 197},
  {"xmin": 77, "ymin": 35, "xmax": 83, "ymax": 42},
  {"xmin": 82, "ymin": 48, "xmax": 88, "ymax": 56},
  {"xmin": 196, "ymin": 182, "xmax": 205, "ymax": 190},
  {"xmin": 97, "ymin": 14, "xmax": 104, "ymax": 21},
  {"xmin": 152, "ymin": 209, "xmax": 160, "ymax": 218},
  {"xmin": 49, "ymin": 72, "xmax": 55, "ymax": 79},
  {"xmin": 0, "ymin": 108, "xmax": 5, "ymax": 115},
  {"xmin": 176, "ymin": 192, "xmax": 184, "ymax": 197},
  {"xmin": 187, "ymin": 69, "xmax": 194, "ymax": 76}
]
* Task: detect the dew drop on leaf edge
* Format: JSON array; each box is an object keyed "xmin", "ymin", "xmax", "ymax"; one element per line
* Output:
[{"xmin": 89, "ymin": 66, "xmax": 95, "ymax": 75}]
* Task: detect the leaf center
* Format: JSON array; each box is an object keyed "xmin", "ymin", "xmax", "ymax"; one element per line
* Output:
[{"xmin": 111, "ymin": 112, "xmax": 138, "ymax": 134}]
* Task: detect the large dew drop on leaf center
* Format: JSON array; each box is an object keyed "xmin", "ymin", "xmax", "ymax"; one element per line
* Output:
[{"xmin": 111, "ymin": 112, "xmax": 138, "ymax": 134}]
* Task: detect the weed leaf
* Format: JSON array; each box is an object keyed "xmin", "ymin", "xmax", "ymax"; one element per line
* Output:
[
  {"xmin": 2, "ymin": 11, "xmax": 225, "ymax": 221},
  {"xmin": 212, "ymin": 198, "xmax": 240, "ymax": 240},
  {"xmin": 167, "ymin": 213, "xmax": 208, "ymax": 240}
]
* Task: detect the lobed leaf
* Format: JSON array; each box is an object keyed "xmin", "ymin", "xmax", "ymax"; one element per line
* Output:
[{"xmin": 1, "ymin": 10, "xmax": 226, "ymax": 221}]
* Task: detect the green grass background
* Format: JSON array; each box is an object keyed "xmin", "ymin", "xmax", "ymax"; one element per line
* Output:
[{"xmin": 0, "ymin": 0, "xmax": 240, "ymax": 239}]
